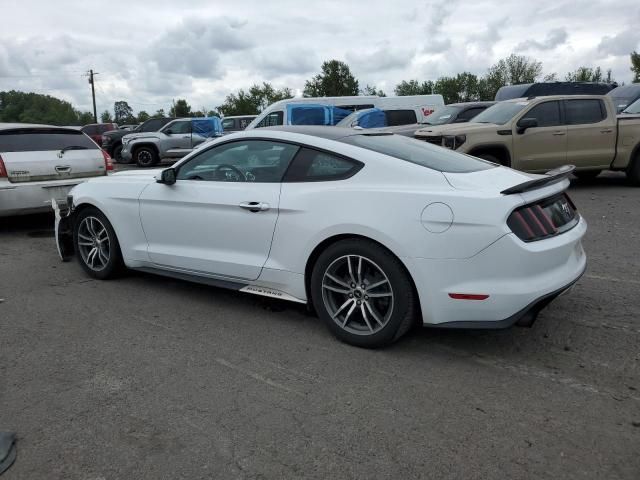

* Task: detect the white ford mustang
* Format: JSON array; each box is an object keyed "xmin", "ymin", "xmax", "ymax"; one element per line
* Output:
[{"xmin": 54, "ymin": 126, "xmax": 586, "ymax": 348}]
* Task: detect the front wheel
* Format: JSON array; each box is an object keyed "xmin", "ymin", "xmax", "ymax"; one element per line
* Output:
[
  {"xmin": 310, "ymin": 239, "xmax": 417, "ymax": 348},
  {"xmin": 134, "ymin": 146, "xmax": 159, "ymax": 168},
  {"xmin": 73, "ymin": 207, "xmax": 124, "ymax": 279}
]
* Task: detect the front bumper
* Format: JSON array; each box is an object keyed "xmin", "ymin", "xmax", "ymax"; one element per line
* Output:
[{"xmin": 405, "ymin": 216, "xmax": 587, "ymax": 328}]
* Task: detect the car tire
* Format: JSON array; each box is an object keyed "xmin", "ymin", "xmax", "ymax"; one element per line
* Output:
[
  {"xmin": 134, "ymin": 146, "xmax": 159, "ymax": 168},
  {"xmin": 113, "ymin": 144, "xmax": 128, "ymax": 164},
  {"xmin": 574, "ymin": 170, "xmax": 601, "ymax": 181},
  {"xmin": 626, "ymin": 153, "xmax": 640, "ymax": 186},
  {"xmin": 310, "ymin": 239, "xmax": 417, "ymax": 348},
  {"xmin": 73, "ymin": 207, "xmax": 124, "ymax": 280}
]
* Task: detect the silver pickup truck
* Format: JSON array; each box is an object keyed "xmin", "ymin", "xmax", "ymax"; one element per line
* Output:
[{"xmin": 121, "ymin": 117, "xmax": 223, "ymax": 167}]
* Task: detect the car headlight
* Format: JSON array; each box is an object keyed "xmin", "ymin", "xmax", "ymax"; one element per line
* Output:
[
  {"xmin": 122, "ymin": 138, "xmax": 129, "ymax": 146},
  {"xmin": 443, "ymin": 135, "xmax": 466, "ymax": 150}
]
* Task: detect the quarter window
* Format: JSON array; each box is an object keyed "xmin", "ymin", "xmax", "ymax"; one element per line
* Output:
[
  {"xmin": 284, "ymin": 148, "xmax": 363, "ymax": 182},
  {"xmin": 522, "ymin": 101, "xmax": 561, "ymax": 127},
  {"xmin": 256, "ymin": 111, "xmax": 284, "ymax": 128},
  {"xmin": 565, "ymin": 99, "xmax": 605, "ymax": 125},
  {"xmin": 176, "ymin": 140, "xmax": 299, "ymax": 183}
]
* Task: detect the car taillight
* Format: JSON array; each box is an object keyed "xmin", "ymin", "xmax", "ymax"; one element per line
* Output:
[
  {"xmin": 102, "ymin": 150, "xmax": 114, "ymax": 172},
  {"xmin": 507, "ymin": 193, "xmax": 578, "ymax": 242},
  {"xmin": 0, "ymin": 154, "xmax": 6, "ymax": 178}
]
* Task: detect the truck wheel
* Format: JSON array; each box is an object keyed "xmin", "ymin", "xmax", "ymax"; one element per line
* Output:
[
  {"xmin": 574, "ymin": 170, "xmax": 601, "ymax": 181},
  {"xmin": 134, "ymin": 147, "xmax": 159, "ymax": 168},
  {"xmin": 627, "ymin": 153, "xmax": 640, "ymax": 186}
]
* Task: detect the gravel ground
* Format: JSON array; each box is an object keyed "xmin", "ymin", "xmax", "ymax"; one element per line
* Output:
[{"xmin": 0, "ymin": 172, "xmax": 638, "ymax": 479}]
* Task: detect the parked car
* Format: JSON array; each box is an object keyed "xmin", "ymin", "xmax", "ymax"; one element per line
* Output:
[
  {"xmin": 120, "ymin": 117, "xmax": 223, "ymax": 167},
  {"xmin": 621, "ymin": 97, "xmax": 640, "ymax": 115},
  {"xmin": 336, "ymin": 107, "xmax": 431, "ymax": 129},
  {"xmin": 80, "ymin": 123, "xmax": 118, "ymax": 145},
  {"xmin": 246, "ymin": 95, "xmax": 445, "ymax": 129},
  {"xmin": 102, "ymin": 117, "xmax": 174, "ymax": 163},
  {"xmin": 55, "ymin": 126, "xmax": 586, "ymax": 348},
  {"xmin": 414, "ymin": 95, "xmax": 640, "ymax": 184},
  {"xmin": 495, "ymin": 82, "xmax": 617, "ymax": 101},
  {"xmin": 0, "ymin": 123, "xmax": 112, "ymax": 216},
  {"xmin": 607, "ymin": 85, "xmax": 640, "ymax": 113},
  {"xmin": 118, "ymin": 124, "xmax": 138, "ymax": 131},
  {"xmin": 222, "ymin": 115, "xmax": 257, "ymax": 132}
]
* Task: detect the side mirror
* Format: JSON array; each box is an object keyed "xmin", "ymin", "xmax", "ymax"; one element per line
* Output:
[
  {"xmin": 157, "ymin": 168, "xmax": 176, "ymax": 185},
  {"xmin": 517, "ymin": 117, "xmax": 538, "ymax": 134}
]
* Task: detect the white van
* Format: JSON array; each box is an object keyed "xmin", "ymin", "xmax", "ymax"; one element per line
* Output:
[{"xmin": 245, "ymin": 95, "xmax": 444, "ymax": 130}]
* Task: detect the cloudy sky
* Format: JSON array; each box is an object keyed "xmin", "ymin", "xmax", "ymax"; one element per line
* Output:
[{"xmin": 1, "ymin": 0, "xmax": 639, "ymax": 116}]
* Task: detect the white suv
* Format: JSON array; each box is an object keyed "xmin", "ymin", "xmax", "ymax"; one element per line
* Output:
[{"xmin": 0, "ymin": 123, "xmax": 112, "ymax": 216}]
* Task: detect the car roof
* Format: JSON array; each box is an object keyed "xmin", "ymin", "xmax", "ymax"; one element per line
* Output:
[
  {"xmin": 500, "ymin": 94, "xmax": 607, "ymax": 103},
  {"xmin": 260, "ymin": 125, "xmax": 391, "ymax": 141},
  {"xmin": 0, "ymin": 123, "xmax": 80, "ymax": 131},
  {"xmin": 448, "ymin": 101, "xmax": 496, "ymax": 108},
  {"xmin": 223, "ymin": 115, "xmax": 257, "ymax": 119}
]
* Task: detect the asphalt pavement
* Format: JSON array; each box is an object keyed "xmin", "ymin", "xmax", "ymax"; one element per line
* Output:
[{"xmin": 0, "ymin": 172, "xmax": 638, "ymax": 479}]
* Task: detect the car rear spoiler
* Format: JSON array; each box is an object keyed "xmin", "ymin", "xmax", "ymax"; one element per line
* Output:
[{"xmin": 500, "ymin": 165, "xmax": 574, "ymax": 195}]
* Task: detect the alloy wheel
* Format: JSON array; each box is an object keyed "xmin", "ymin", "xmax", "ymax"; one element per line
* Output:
[
  {"xmin": 321, "ymin": 255, "xmax": 394, "ymax": 335},
  {"xmin": 77, "ymin": 216, "xmax": 111, "ymax": 271}
]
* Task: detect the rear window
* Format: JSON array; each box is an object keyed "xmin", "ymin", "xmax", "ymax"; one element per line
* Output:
[
  {"xmin": 340, "ymin": 134, "xmax": 495, "ymax": 173},
  {"xmin": 0, "ymin": 128, "xmax": 99, "ymax": 152},
  {"xmin": 385, "ymin": 110, "xmax": 417, "ymax": 126}
]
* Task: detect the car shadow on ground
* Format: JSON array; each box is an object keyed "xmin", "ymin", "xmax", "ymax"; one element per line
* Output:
[{"xmin": 570, "ymin": 171, "xmax": 629, "ymax": 190}]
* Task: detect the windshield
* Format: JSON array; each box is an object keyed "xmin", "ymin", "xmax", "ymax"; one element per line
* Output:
[
  {"xmin": 422, "ymin": 106, "xmax": 462, "ymax": 125},
  {"xmin": 471, "ymin": 102, "xmax": 528, "ymax": 125},
  {"xmin": 622, "ymin": 98, "xmax": 640, "ymax": 114},
  {"xmin": 340, "ymin": 134, "xmax": 495, "ymax": 173}
]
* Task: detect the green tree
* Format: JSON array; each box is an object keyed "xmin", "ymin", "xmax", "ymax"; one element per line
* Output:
[
  {"xmin": 303, "ymin": 60, "xmax": 359, "ymax": 97},
  {"xmin": 77, "ymin": 111, "xmax": 94, "ymax": 125},
  {"xmin": 100, "ymin": 110, "xmax": 113, "ymax": 123},
  {"xmin": 137, "ymin": 110, "xmax": 150, "ymax": 123},
  {"xmin": 360, "ymin": 84, "xmax": 386, "ymax": 96},
  {"xmin": 170, "ymin": 99, "xmax": 192, "ymax": 117},
  {"xmin": 565, "ymin": 66, "xmax": 614, "ymax": 82},
  {"xmin": 394, "ymin": 80, "xmax": 435, "ymax": 96},
  {"xmin": 113, "ymin": 101, "xmax": 135, "ymax": 124},
  {"xmin": 630, "ymin": 51, "xmax": 640, "ymax": 83},
  {"xmin": 217, "ymin": 82, "xmax": 293, "ymax": 116},
  {"xmin": 481, "ymin": 54, "xmax": 543, "ymax": 100},
  {"xmin": 0, "ymin": 90, "xmax": 86, "ymax": 125},
  {"xmin": 152, "ymin": 108, "xmax": 166, "ymax": 118}
]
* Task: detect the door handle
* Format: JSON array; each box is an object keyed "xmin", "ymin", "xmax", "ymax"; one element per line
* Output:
[
  {"xmin": 600, "ymin": 129, "xmax": 613, "ymax": 134},
  {"xmin": 55, "ymin": 165, "xmax": 71, "ymax": 173},
  {"xmin": 239, "ymin": 201, "xmax": 270, "ymax": 212},
  {"xmin": 552, "ymin": 131, "xmax": 566, "ymax": 136}
]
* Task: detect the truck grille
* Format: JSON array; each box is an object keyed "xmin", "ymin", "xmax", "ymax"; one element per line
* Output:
[{"xmin": 507, "ymin": 193, "xmax": 579, "ymax": 242}]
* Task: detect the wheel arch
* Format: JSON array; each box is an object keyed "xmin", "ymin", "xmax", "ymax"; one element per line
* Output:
[
  {"xmin": 303, "ymin": 233, "xmax": 421, "ymax": 319},
  {"xmin": 131, "ymin": 142, "xmax": 160, "ymax": 156},
  {"xmin": 468, "ymin": 144, "xmax": 512, "ymax": 167}
]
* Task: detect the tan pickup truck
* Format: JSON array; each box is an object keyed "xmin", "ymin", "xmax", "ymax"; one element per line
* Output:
[{"xmin": 414, "ymin": 95, "xmax": 640, "ymax": 184}]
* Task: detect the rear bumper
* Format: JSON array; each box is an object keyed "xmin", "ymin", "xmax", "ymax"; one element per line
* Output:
[
  {"xmin": 405, "ymin": 216, "xmax": 587, "ymax": 328},
  {"xmin": 0, "ymin": 179, "xmax": 87, "ymax": 217}
]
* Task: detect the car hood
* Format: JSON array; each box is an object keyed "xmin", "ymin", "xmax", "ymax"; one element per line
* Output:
[
  {"xmin": 123, "ymin": 132, "xmax": 161, "ymax": 141},
  {"xmin": 415, "ymin": 122, "xmax": 497, "ymax": 136}
]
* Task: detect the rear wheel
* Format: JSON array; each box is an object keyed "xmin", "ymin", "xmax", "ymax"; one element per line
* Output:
[
  {"xmin": 73, "ymin": 207, "xmax": 123, "ymax": 279},
  {"xmin": 310, "ymin": 239, "xmax": 416, "ymax": 348},
  {"xmin": 574, "ymin": 170, "xmax": 601, "ymax": 181},
  {"xmin": 134, "ymin": 146, "xmax": 159, "ymax": 168}
]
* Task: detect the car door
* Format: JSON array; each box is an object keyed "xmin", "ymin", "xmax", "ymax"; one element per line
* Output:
[
  {"xmin": 138, "ymin": 139, "xmax": 300, "ymax": 280},
  {"xmin": 564, "ymin": 99, "xmax": 616, "ymax": 168},
  {"xmin": 160, "ymin": 120, "xmax": 192, "ymax": 153},
  {"xmin": 512, "ymin": 100, "xmax": 567, "ymax": 171}
]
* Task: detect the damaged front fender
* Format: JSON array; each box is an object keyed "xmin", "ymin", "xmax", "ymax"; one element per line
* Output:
[{"xmin": 52, "ymin": 197, "xmax": 75, "ymax": 262}]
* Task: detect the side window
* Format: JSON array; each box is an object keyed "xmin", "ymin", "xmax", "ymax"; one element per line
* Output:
[
  {"xmin": 164, "ymin": 121, "xmax": 191, "ymax": 134},
  {"xmin": 385, "ymin": 110, "xmax": 417, "ymax": 126},
  {"xmin": 176, "ymin": 140, "xmax": 299, "ymax": 183},
  {"xmin": 256, "ymin": 111, "xmax": 284, "ymax": 128},
  {"xmin": 456, "ymin": 107, "xmax": 485, "ymax": 122},
  {"xmin": 222, "ymin": 118, "xmax": 235, "ymax": 130},
  {"xmin": 284, "ymin": 148, "xmax": 363, "ymax": 182},
  {"xmin": 523, "ymin": 101, "xmax": 561, "ymax": 127},
  {"xmin": 142, "ymin": 119, "xmax": 161, "ymax": 132},
  {"xmin": 565, "ymin": 99, "xmax": 606, "ymax": 125}
]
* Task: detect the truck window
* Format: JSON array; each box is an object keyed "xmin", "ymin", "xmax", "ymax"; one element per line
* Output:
[
  {"xmin": 256, "ymin": 111, "xmax": 284, "ymax": 128},
  {"xmin": 565, "ymin": 99, "xmax": 606, "ymax": 125},
  {"xmin": 385, "ymin": 110, "xmax": 417, "ymax": 126},
  {"xmin": 523, "ymin": 101, "xmax": 561, "ymax": 127}
]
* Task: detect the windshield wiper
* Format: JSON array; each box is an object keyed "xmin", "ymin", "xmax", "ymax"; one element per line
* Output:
[{"xmin": 60, "ymin": 145, "xmax": 89, "ymax": 153}]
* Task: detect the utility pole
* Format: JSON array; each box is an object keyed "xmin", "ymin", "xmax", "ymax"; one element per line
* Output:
[{"xmin": 87, "ymin": 69, "xmax": 99, "ymax": 123}]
